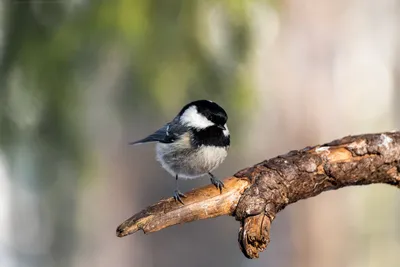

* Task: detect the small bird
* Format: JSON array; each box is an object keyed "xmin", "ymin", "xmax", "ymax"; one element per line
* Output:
[{"xmin": 130, "ymin": 100, "xmax": 230, "ymax": 204}]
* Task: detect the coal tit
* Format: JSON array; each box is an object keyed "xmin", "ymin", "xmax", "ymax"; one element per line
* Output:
[{"xmin": 130, "ymin": 100, "xmax": 230, "ymax": 204}]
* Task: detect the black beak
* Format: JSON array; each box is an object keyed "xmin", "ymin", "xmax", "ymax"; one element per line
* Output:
[{"xmin": 217, "ymin": 125, "xmax": 226, "ymax": 130}]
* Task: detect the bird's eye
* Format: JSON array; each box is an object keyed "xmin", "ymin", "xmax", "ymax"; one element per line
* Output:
[{"xmin": 212, "ymin": 115, "xmax": 226, "ymax": 126}]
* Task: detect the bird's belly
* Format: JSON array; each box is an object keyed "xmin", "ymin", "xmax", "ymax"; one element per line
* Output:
[{"xmin": 156, "ymin": 144, "xmax": 228, "ymax": 179}]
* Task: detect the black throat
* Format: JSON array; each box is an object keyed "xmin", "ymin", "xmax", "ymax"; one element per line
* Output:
[{"xmin": 191, "ymin": 126, "xmax": 230, "ymax": 148}]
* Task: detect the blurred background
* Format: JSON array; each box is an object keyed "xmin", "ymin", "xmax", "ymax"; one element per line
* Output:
[{"xmin": 1, "ymin": 0, "xmax": 400, "ymax": 267}]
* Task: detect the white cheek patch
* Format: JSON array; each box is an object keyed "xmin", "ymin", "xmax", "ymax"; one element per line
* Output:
[
  {"xmin": 180, "ymin": 105, "xmax": 214, "ymax": 129},
  {"xmin": 223, "ymin": 124, "xmax": 229, "ymax": 137}
]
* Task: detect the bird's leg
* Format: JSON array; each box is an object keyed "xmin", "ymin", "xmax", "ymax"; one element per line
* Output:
[
  {"xmin": 173, "ymin": 174, "xmax": 187, "ymax": 204},
  {"xmin": 208, "ymin": 172, "xmax": 224, "ymax": 193}
]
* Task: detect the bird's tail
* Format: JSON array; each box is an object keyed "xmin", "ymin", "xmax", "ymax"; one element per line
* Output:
[
  {"xmin": 128, "ymin": 140, "xmax": 142, "ymax": 146},
  {"xmin": 129, "ymin": 125, "xmax": 168, "ymax": 145},
  {"xmin": 129, "ymin": 136, "xmax": 158, "ymax": 146}
]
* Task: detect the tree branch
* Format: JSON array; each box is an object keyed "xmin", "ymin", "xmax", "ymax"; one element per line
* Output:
[{"xmin": 116, "ymin": 132, "xmax": 400, "ymax": 259}]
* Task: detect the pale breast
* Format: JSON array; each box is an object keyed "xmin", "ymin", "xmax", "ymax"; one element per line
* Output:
[
  {"xmin": 156, "ymin": 138, "xmax": 228, "ymax": 179},
  {"xmin": 194, "ymin": 146, "xmax": 228, "ymax": 173}
]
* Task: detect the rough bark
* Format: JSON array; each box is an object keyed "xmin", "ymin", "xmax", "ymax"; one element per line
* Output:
[{"xmin": 116, "ymin": 131, "xmax": 400, "ymax": 259}]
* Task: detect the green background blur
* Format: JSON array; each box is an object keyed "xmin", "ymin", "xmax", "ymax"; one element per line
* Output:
[{"xmin": 0, "ymin": 1, "xmax": 399, "ymax": 267}]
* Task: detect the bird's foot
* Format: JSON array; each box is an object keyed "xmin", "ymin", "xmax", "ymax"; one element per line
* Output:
[
  {"xmin": 173, "ymin": 190, "xmax": 187, "ymax": 205},
  {"xmin": 210, "ymin": 177, "xmax": 225, "ymax": 193}
]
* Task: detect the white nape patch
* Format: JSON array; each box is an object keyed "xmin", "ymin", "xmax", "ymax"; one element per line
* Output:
[
  {"xmin": 315, "ymin": 146, "xmax": 330, "ymax": 153},
  {"xmin": 223, "ymin": 123, "xmax": 229, "ymax": 136},
  {"xmin": 380, "ymin": 134, "xmax": 393, "ymax": 149},
  {"xmin": 180, "ymin": 105, "xmax": 214, "ymax": 129}
]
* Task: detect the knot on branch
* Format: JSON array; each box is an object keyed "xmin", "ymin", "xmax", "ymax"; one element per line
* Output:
[
  {"xmin": 237, "ymin": 203, "xmax": 276, "ymax": 258},
  {"xmin": 233, "ymin": 162, "xmax": 289, "ymax": 258},
  {"xmin": 233, "ymin": 152, "xmax": 318, "ymax": 258}
]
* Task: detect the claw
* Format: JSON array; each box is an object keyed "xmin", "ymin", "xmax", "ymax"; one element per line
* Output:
[
  {"xmin": 210, "ymin": 177, "xmax": 225, "ymax": 193},
  {"xmin": 173, "ymin": 190, "xmax": 187, "ymax": 205}
]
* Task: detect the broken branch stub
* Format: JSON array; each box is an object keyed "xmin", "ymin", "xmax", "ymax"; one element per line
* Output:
[{"xmin": 117, "ymin": 132, "xmax": 400, "ymax": 259}]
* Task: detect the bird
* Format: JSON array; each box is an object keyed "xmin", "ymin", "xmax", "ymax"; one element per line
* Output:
[{"xmin": 130, "ymin": 100, "xmax": 230, "ymax": 204}]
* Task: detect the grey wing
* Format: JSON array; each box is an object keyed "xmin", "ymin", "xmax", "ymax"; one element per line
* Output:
[{"xmin": 129, "ymin": 120, "xmax": 186, "ymax": 145}]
